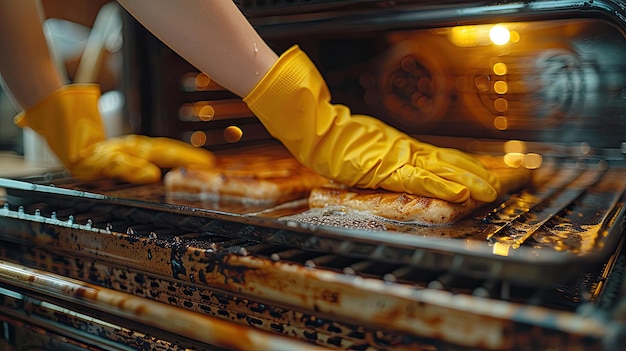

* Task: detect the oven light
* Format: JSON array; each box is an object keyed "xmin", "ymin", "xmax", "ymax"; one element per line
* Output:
[
  {"xmin": 502, "ymin": 140, "xmax": 543, "ymax": 169},
  {"xmin": 494, "ymin": 81, "xmax": 508, "ymax": 94},
  {"xmin": 504, "ymin": 140, "xmax": 527, "ymax": 154},
  {"xmin": 493, "ymin": 116, "xmax": 508, "ymax": 130},
  {"xmin": 502, "ymin": 154, "xmax": 544, "ymax": 169},
  {"xmin": 179, "ymin": 103, "xmax": 193, "ymax": 120},
  {"xmin": 489, "ymin": 24, "xmax": 511, "ymax": 45},
  {"xmin": 198, "ymin": 105, "xmax": 215, "ymax": 121},
  {"xmin": 523, "ymin": 153, "xmax": 543, "ymax": 169},
  {"xmin": 493, "ymin": 98, "xmax": 508, "ymax": 112},
  {"xmin": 224, "ymin": 126, "xmax": 243, "ymax": 143},
  {"xmin": 448, "ymin": 23, "xmax": 519, "ymax": 47},
  {"xmin": 195, "ymin": 73, "xmax": 211, "ymax": 89},
  {"xmin": 449, "ymin": 25, "xmax": 481, "ymax": 47},
  {"xmin": 492, "ymin": 62, "xmax": 507, "ymax": 76},
  {"xmin": 504, "ymin": 153, "xmax": 524, "ymax": 168},
  {"xmin": 190, "ymin": 131, "xmax": 207, "ymax": 147}
]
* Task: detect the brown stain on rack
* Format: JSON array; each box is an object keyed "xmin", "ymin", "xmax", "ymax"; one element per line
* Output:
[{"xmin": 0, "ymin": 156, "xmax": 622, "ymax": 350}]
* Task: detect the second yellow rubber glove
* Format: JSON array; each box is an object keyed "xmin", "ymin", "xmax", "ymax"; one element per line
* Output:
[
  {"xmin": 244, "ymin": 46, "xmax": 500, "ymax": 203},
  {"xmin": 14, "ymin": 84, "xmax": 216, "ymax": 183}
]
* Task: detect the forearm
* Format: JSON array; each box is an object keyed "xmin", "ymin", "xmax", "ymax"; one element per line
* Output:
[
  {"xmin": 0, "ymin": 0, "xmax": 64, "ymax": 110},
  {"xmin": 117, "ymin": 0, "xmax": 278, "ymax": 97}
]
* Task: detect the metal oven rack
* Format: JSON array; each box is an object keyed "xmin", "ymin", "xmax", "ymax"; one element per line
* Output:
[{"xmin": 1, "ymin": 161, "xmax": 626, "ymax": 350}]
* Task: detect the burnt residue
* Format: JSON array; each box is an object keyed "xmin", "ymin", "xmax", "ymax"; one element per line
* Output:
[
  {"xmin": 245, "ymin": 315, "xmax": 264, "ymax": 327},
  {"xmin": 170, "ymin": 239, "xmax": 187, "ymax": 279},
  {"xmin": 270, "ymin": 322, "xmax": 285, "ymax": 333},
  {"xmin": 88, "ymin": 262, "xmax": 110, "ymax": 288},
  {"xmin": 39, "ymin": 221, "xmax": 61, "ymax": 241},
  {"xmin": 194, "ymin": 241, "xmax": 262, "ymax": 286},
  {"xmin": 303, "ymin": 329, "xmax": 318, "ymax": 341},
  {"xmin": 0, "ymin": 284, "xmax": 196, "ymax": 350},
  {"xmin": 1, "ymin": 162, "xmax": 625, "ymax": 350},
  {"xmin": 1, "ymin": 237, "xmax": 614, "ymax": 350},
  {"xmin": 5, "ymin": 163, "xmax": 624, "ymax": 271},
  {"xmin": 218, "ymin": 261, "xmax": 248, "ymax": 286},
  {"xmin": 303, "ymin": 315, "xmax": 327, "ymax": 329},
  {"xmin": 327, "ymin": 336, "xmax": 343, "ymax": 347},
  {"xmin": 198, "ymin": 269, "xmax": 208, "ymax": 285}
]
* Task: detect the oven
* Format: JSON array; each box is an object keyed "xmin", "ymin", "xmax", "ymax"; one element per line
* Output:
[{"xmin": 2, "ymin": 0, "xmax": 626, "ymax": 350}]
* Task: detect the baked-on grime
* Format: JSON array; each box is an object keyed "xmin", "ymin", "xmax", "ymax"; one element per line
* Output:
[
  {"xmin": 164, "ymin": 151, "xmax": 330, "ymax": 205},
  {"xmin": 308, "ymin": 155, "xmax": 533, "ymax": 225}
]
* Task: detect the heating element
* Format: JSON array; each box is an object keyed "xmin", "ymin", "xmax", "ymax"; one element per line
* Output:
[{"xmin": 3, "ymin": 0, "xmax": 626, "ymax": 350}]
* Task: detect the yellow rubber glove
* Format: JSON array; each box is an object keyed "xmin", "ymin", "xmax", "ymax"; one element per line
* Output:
[
  {"xmin": 14, "ymin": 84, "xmax": 215, "ymax": 183},
  {"xmin": 244, "ymin": 46, "xmax": 500, "ymax": 203}
]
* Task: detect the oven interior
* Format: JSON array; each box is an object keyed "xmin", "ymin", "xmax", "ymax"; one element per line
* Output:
[{"xmin": 2, "ymin": 1, "xmax": 626, "ymax": 350}]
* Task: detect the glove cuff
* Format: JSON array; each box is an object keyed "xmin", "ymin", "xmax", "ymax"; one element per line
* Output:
[
  {"xmin": 13, "ymin": 84, "xmax": 106, "ymax": 168},
  {"xmin": 244, "ymin": 45, "xmax": 313, "ymax": 108},
  {"xmin": 242, "ymin": 45, "xmax": 338, "ymax": 159}
]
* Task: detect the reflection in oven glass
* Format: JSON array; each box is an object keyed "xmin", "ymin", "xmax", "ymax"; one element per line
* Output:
[{"xmin": 347, "ymin": 19, "xmax": 626, "ymax": 147}]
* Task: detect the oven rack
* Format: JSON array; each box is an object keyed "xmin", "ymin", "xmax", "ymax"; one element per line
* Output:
[
  {"xmin": 0, "ymin": 204, "xmax": 623, "ymax": 351},
  {"xmin": 2, "ymin": 172, "xmax": 626, "ymax": 349},
  {"xmin": 1, "ymin": 159, "xmax": 626, "ymax": 287},
  {"xmin": 1, "ymin": 242, "xmax": 621, "ymax": 351},
  {"xmin": 0, "ymin": 197, "xmax": 610, "ymax": 305}
]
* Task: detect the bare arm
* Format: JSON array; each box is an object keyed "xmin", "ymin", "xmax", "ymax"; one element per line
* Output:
[
  {"xmin": 0, "ymin": 0, "xmax": 64, "ymax": 109},
  {"xmin": 117, "ymin": 0, "xmax": 278, "ymax": 97}
]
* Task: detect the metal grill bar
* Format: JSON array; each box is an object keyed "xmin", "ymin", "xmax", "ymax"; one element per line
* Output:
[
  {"xmin": 2, "ymin": 159, "xmax": 626, "ymax": 286},
  {"xmin": 487, "ymin": 166, "xmax": 606, "ymax": 248},
  {"xmin": 1, "ymin": 173, "xmax": 625, "ymax": 349},
  {"xmin": 0, "ymin": 259, "xmax": 317, "ymax": 351},
  {"xmin": 0, "ymin": 192, "xmax": 612, "ymax": 304}
]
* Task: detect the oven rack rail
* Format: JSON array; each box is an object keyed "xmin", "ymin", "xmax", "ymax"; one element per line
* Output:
[
  {"xmin": 2, "ymin": 166, "xmax": 626, "ymax": 288},
  {"xmin": 0, "ymin": 259, "xmax": 316, "ymax": 351},
  {"xmin": 0, "ymin": 198, "xmax": 607, "ymax": 305},
  {"xmin": 0, "ymin": 188, "xmax": 622, "ymax": 310},
  {"xmin": 0, "ymin": 200, "xmax": 624, "ymax": 350},
  {"xmin": 0, "ymin": 187, "xmax": 613, "ymax": 288}
]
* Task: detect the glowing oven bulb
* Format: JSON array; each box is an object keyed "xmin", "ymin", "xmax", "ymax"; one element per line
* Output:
[{"xmin": 489, "ymin": 24, "xmax": 511, "ymax": 45}]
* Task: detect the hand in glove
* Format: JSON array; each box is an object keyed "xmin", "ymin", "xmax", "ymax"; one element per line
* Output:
[
  {"xmin": 14, "ymin": 84, "xmax": 215, "ymax": 183},
  {"xmin": 244, "ymin": 46, "xmax": 500, "ymax": 203}
]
